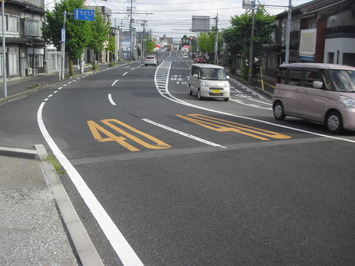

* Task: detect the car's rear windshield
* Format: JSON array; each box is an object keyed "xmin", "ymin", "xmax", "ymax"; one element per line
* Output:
[
  {"xmin": 201, "ymin": 68, "xmax": 227, "ymax": 80},
  {"xmin": 329, "ymin": 70, "xmax": 355, "ymax": 92}
]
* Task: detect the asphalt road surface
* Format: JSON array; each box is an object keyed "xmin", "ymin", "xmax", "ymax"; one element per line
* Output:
[{"xmin": 2, "ymin": 50, "xmax": 354, "ymax": 265}]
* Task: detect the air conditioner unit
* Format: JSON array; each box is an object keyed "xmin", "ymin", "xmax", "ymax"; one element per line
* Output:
[{"xmin": 26, "ymin": 67, "xmax": 32, "ymax": 76}]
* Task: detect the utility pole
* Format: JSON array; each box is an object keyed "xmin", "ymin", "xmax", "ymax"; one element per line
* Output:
[
  {"xmin": 129, "ymin": 0, "xmax": 133, "ymax": 61},
  {"xmin": 2, "ymin": 0, "xmax": 7, "ymax": 97},
  {"xmin": 285, "ymin": 0, "xmax": 292, "ymax": 63},
  {"xmin": 214, "ymin": 14, "xmax": 218, "ymax": 65},
  {"xmin": 248, "ymin": 0, "xmax": 256, "ymax": 84}
]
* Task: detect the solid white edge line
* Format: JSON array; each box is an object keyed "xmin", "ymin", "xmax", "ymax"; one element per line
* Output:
[
  {"xmin": 37, "ymin": 102, "xmax": 144, "ymax": 266},
  {"xmin": 143, "ymin": 118, "xmax": 226, "ymax": 149},
  {"xmin": 108, "ymin": 94, "xmax": 117, "ymax": 106}
]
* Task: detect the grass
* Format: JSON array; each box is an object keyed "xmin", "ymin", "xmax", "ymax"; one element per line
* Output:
[
  {"xmin": 27, "ymin": 83, "xmax": 46, "ymax": 89},
  {"xmin": 46, "ymin": 154, "xmax": 66, "ymax": 175}
]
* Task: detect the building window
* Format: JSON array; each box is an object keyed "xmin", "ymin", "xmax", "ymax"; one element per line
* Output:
[
  {"xmin": 309, "ymin": 20, "xmax": 317, "ymax": 29},
  {"xmin": 25, "ymin": 19, "xmax": 42, "ymax": 37},
  {"xmin": 0, "ymin": 15, "xmax": 19, "ymax": 33},
  {"xmin": 328, "ymin": 52, "xmax": 334, "ymax": 64},
  {"xmin": 291, "ymin": 21, "xmax": 299, "ymax": 32}
]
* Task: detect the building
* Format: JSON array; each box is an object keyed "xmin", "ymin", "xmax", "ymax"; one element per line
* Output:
[
  {"xmin": 0, "ymin": 0, "xmax": 46, "ymax": 78},
  {"xmin": 263, "ymin": 0, "xmax": 355, "ymax": 78}
]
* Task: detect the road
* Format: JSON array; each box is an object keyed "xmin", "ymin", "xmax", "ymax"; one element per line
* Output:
[{"xmin": 1, "ymin": 51, "xmax": 354, "ymax": 265}]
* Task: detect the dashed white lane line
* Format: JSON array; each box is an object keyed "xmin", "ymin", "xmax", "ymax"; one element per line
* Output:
[
  {"xmin": 143, "ymin": 118, "xmax": 226, "ymax": 149},
  {"xmin": 108, "ymin": 94, "xmax": 117, "ymax": 106},
  {"xmin": 111, "ymin": 79, "xmax": 119, "ymax": 87}
]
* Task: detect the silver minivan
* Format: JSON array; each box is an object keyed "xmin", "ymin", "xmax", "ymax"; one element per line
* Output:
[
  {"xmin": 272, "ymin": 63, "xmax": 355, "ymax": 133},
  {"xmin": 188, "ymin": 64, "xmax": 230, "ymax": 101}
]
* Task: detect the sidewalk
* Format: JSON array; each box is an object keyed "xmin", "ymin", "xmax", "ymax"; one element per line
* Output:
[
  {"xmin": 0, "ymin": 62, "xmax": 129, "ymax": 265},
  {"xmin": 0, "ymin": 62, "xmax": 127, "ymax": 104},
  {"xmin": 0, "ymin": 145, "xmax": 103, "ymax": 266}
]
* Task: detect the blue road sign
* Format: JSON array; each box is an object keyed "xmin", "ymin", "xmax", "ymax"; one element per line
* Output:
[{"xmin": 74, "ymin": 9, "xmax": 95, "ymax": 21}]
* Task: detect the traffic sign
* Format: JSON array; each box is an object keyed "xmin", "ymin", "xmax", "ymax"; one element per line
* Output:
[
  {"xmin": 74, "ymin": 9, "xmax": 95, "ymax": 21},
  {"xmin": 61, "ymin": 28, "xmax": 65, "ymax": 42}
]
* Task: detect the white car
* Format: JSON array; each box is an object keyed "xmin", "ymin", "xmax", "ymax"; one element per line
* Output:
[
  {"xmin": 145, "ymin": 55, "xmax": 157, "ymax": 66},
  {"xmin": 188, "ymin": 64, "xmax": 230, "ymax": 101},
  {"xmin": 183, "ymin": 54, "xmax": 189, "ymax": 59}
]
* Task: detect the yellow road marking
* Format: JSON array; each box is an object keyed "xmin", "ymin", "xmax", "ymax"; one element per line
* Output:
[
  {"xmin": 87, "ymin": 119, "xmax": 171, "ymax": 151},
  {"xmin": 176, "ymin": 114, "xmax": 291, "ymax": 141}
]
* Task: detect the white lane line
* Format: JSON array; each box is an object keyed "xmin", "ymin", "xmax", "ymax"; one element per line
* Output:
[
  {"xmin": 111, "ymin": 79, "xmax": 119, "ymax": 87},
  {"xmin": 37, "ymin": 102, "xmax": 144, "ymax": 266},
  {"xmin": 229, "ymin": 99, "xmax": 272, "ymax": 110},
  {"xmin": 122, "ymin": 72, "xmax": 128, "ymax": 76},
  {"xmin": 143, "ymin": 118, "xmax": 226, "ymax": 149},
  {"xmin": 108, "ymin": 94, "xmax": 117, "ymax": 106}
]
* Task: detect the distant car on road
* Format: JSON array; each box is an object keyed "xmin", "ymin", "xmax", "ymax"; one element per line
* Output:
[
  {"xmin": 194, "ymin": 55, "xmax": 206, "ymax": 63},
  {"xmin": 145, "ymin": 55, "xmax": 157, "ymax": 66},
  {"xmin": 183, "ymin": 54, "xmax": 189, "ymax": 59}
]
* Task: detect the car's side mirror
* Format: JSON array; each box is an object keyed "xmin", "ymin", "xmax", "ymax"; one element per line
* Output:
[{"xmin": 313, "ymin": 81, "xmax": 323, "ymax": 89}]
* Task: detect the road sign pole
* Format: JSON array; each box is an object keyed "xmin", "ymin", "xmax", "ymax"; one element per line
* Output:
[{"xmin": 61, "ymin": 10, "xmax": 66, "ymax": 80}]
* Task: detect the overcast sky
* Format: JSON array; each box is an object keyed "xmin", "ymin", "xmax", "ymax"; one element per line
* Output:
[{"xmin": 84, "ymin": 0, "xmax": 311, "ymax": 40}]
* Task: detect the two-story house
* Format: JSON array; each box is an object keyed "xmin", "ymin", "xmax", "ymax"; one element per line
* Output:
[
  {"xmin": 0, "ymin": 0, "xmax": 46, "ymax": 78},
  {"xmin": 263, "ymin": 0, "xmax": 355, "ymax": 78}
]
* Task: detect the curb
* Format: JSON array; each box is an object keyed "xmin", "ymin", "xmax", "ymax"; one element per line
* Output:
[
  {"xmin": 34, "ymin": 145, "xmax": 104, "ymax": 266},
  {"xmin": 0, "ymin": 84, "xmax": 49, "ymax": 105},
  {"xmin": 0, "ymin": 145, "xmax": 104, "ymax": 266}
]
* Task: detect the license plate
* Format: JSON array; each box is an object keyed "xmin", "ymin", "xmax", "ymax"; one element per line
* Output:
[{"xmin": 212, "ymin": 89, "xmax": 220, "ymax": 94}]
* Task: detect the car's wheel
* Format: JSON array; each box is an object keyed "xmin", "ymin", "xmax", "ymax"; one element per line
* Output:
[
  {"xmin": 224, "ymin": 97, "xmax": 229, "ymax": 102},
  {"xmin": 326, "ymin": 111, "xmax": 343, "ymax": 133},
  {"xmin": 273, "ymin": 101, "xmax": 286, "ymax": 121},
  {"xmin": 197, "ymin": 89, "xmax": 203, "ymax": 100},
  {"xmin": 188, "ymin": 85, "xmax": 193, "ymax": 95}
]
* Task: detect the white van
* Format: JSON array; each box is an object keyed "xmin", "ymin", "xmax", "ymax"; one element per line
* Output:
[
  {"xmin": 272, "ymin": 63, "xmax": 355, "ymax": 133},
  {"xmin": 188, "ymin": 64, "xmax": 230, "ymax": 101}
]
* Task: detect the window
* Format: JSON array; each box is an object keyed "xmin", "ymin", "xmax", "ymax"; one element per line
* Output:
[
  {"xmin": 277, "ymin": 68, "xmax": 287, "ymax": 84},
  {"xmin": 309, "ymin": 20, "xmax": 317, "ymax": 29},
  {"xmin": 25, "ymin": 19, "xmax": 42, "ymax": 37},
  {"xmin": 304, "ymin": 70, "xmax": 321, "ymax": 88},
  {"xmin": 291, "ymin": 21, "xmax": 299, "ymax": 32},
  {"xmin": 288, "ymin": 69, "xmax": 303, "ymax": 86},
  {"xmin": 0, "ymin": 15, "xmax": 19, "ymax": 33},
  {"xmin": 328, "ymin": 53, "xmax": 334, "ymax": 64}
]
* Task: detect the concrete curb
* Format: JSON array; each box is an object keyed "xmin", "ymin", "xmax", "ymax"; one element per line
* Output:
[
  {"xmin": 34, "ymin": 144, "xmax": 104, "ymax": 266},
  {"xmin": 0, "ymin": 145, "xmax": 103, "ymax": 266},
  {"xmin": 0, "ymin": 84, "xmax": 49, "ymax": 105}
]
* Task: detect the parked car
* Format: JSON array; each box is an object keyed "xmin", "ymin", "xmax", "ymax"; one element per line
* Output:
[
  {"xmin": 272, "ymin": 63, "xmax": 355, "ymax": 133},
  {"xmin": 194, "ymin": 55, "xmax": 206, "ymax": 63},
  {"xmin": 145, "ymin": 55, "xmax": 157, "ymax": 66},
  {"xmin": 188, "ymin": 63, "xmax": 230, "ymax": 101}
]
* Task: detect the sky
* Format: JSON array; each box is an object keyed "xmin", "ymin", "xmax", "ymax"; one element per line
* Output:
[{"xmin": 81, "ymin": 0, "xmax": 311, "ymax": 40}]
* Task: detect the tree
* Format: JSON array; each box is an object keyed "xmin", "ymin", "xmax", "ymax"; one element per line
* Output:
[
  {"xmin": 43, "ymin": 0, "xmax": 91, "ymax": 76},
  {"xmin": 223, "ymin": 6, "xmax": 274, "ymax": 80},
  {"xmin": 87, "ymin": 7, "xmax": 111, "ymax": 69},
  {"xmin": 145, "ymin": 38, "xmax": 156, "ymax": 54},
  {"xmin": 198, "ymin": 30, "xmax": 223, "ymax": 63},
  {"xmin": 108, "ymin": 36, "xmax": 116, "ymax": 62}
]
